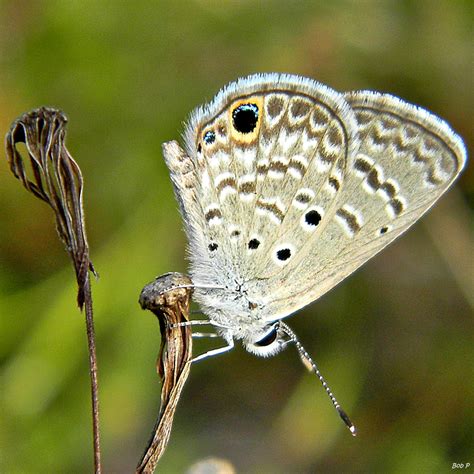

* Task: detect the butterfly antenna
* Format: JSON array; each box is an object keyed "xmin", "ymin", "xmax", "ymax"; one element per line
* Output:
[{"xmin": 279, "ymin": 322, "xmax": 357, "ymax": 436}]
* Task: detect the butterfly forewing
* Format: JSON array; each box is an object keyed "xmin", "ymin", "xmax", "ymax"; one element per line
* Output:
[{"xmin": 182, "ymin": 75, "xmax": 360, "ymax": 284}]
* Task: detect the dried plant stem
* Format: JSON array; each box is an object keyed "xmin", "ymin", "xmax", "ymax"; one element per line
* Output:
[{"xmin": 83, "ymin": 277, "xmax": 101, "ymax": 473}]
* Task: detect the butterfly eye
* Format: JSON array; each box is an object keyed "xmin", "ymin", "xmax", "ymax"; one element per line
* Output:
[
  {"xmin": 379, "ymin": 226, "xmax": 389, "ymax": 235},
  {"xmin": 232, "ymin": 103, "xmax": 259, "ymax": 133},
  {"xmin": 254, "ymin": 325, "xmax": 278, "ymax": 347},
  {"xmin": 245, "ymin": 323, "xmax": 285, "ymax": 357}
]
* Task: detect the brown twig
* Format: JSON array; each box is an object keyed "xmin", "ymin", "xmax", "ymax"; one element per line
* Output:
[
  {"xmin": 137, "ymin": 272, "xmax": 193, "ymax": 473},
  {"xmin": 5, "ymin": 108, "xmax": 102, "ymax": 473}
]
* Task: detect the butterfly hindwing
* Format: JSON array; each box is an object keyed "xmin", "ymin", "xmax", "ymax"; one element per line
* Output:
[{"xmin": 260, "ymin": 89, "xmax": 466, "ymax": 320}]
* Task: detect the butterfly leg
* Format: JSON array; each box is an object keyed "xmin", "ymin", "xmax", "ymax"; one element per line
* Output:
[
  {"xmin": 170, "ymin": 319, "xmax": 234, "ymax": 361},
  {"xmin": 191, "ymin": 339, "xmax": 235, "ymax": 363},
  {"xmin": 171, "ymin": 319, "xmax": 230, "ymax": 329},
  {"xmin": 171, "ymin": 319, "xmax": 211, "ymax": 328}
]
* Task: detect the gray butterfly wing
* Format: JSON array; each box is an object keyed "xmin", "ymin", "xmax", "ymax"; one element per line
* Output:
[
  {"xmin": 163, "ymin": 73, "xmax": 466, "ymax": 327},
  {"xmin": 260, "ymin": 89, "xmax": 466, "ymax": 321}
]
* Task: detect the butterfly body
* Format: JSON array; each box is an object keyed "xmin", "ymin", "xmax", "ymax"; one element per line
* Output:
[{"xmin": 163, "ymin": 73, "xmax": 466, "ymax": 356}]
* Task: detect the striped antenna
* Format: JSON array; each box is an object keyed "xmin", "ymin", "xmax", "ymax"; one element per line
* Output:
[{"xmin": 279, "ymin": 322, "xmax": 357, "ymax": 436}]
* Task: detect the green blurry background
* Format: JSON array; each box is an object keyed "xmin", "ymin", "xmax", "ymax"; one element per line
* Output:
[{"xmin": 1, "ymin": 1, "xmax": 472, "ymax": 472}]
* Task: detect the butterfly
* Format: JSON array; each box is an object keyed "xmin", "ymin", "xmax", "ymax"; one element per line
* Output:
[
  {"xmin": 163, "ymin": 72, "xmax": 465, "ymax": 351},
  {"xmin": 161, "ymin": 74, "xmax": 466, "ymax": 430}
]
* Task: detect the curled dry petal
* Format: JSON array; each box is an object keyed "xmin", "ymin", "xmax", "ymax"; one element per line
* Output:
[
  {"xmin": 137, "ymin": 272, "xmax": 193, "ymax": 473},
  {"xmin": 5, "ymin": 107, "xmax": 95, "ymax": 308}
]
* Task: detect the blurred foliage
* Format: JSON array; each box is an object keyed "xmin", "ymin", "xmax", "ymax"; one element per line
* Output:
[{"xmin": 0, "ymin": 1, "xmax": 472, "ymax": 472}]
